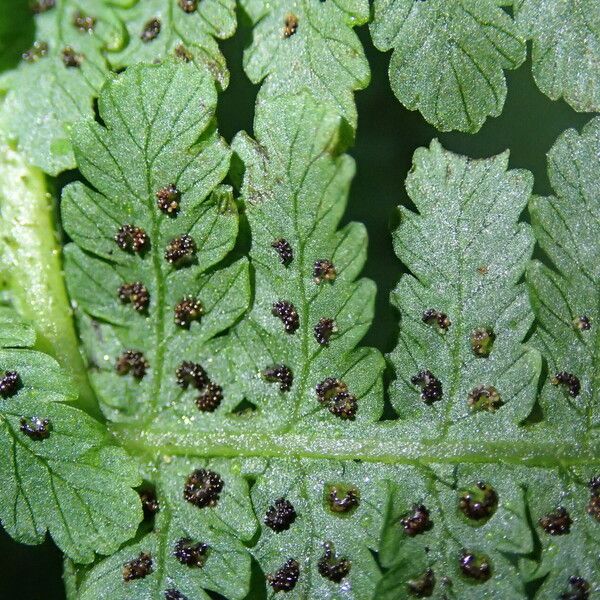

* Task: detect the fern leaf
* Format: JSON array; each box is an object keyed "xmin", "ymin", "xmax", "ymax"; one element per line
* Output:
[
  {"xmin": 0, "ymin": 311, "xmax": 142, "ymax": 563},
  {"xmin": 240, "ymin": 0, "xmax": 370, "ymax": 128},
  {"xmin": 75, "ymin": 457, "xmax": 255, "ymax": 600},
  {"xmin": 370, "ymin": 0, "xmax": 526, "ymax": 132},
  {"xmin": 229, "ymin": 92, "xmax": 385, "ymax": 430},
  {"xmin": 515, "ymin": 0, "xmax": 600, "ymax": 113},
  {"xmin": 0, "ymin": 0, "xmax": 128, "ymax": 174},
  {"xmin": 62, "ymin": 61, "xmax": 249, "ymax": 424},
  {"xmin": 388, "ymin": 140, "xmax": 541, "ymax": 438},
  {"xmin": 528, "ymin": 117, "xmax": 600, "ymax": 431},
  {"xmin": 110, "ymin": 0, "xmax": 236, "ymax": 89}
]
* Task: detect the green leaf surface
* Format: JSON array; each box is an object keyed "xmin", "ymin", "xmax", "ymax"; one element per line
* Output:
[
  {"xmin": 388, "ymin": 140, "xmax": 540, "ymax": 439},
  {"xmin": 229, "ymin": 92, "xmax": 384, "ymax": 431},
  {"xmin": 240, "ymin": 0, "xmax": 370, "ymax": 128},
  {"xmin": 75, "ymin": 457, "xmax": 254, "ymax": 600},
  {"xmin": 0, "ymin": 0, "xmax": 128, "ymax": 175},
  {"xmin": 110, "ymin": 0, "xmax": 236, "ymax": 89},
  {"xmin": 6, "ymin": 60, "xmax": 599, "ymax": 598},
  {"xmin": 515, "ymin": 0, "xmax": 600, "ymax": 112},
  {"xmin": 527, "ymin": 117, "xmax": 600, "ymax": 433},
  {"xmin": 378, "ymin": 464, "xmax": 532, "ymax": 599},
  {"xmin": 62, "ymin": 60, "xmax": 249, "ymax": 424},
  {"xmin": 0, "ymin": 306, "xmax": 36, "ymax": 348},
  {"xmin": 0, "ymin": 310, "xmax": 142, "ymax": 564},
  {"xmin": 370, "ymin": 0, "xmax": 526, "ymax": 132}
]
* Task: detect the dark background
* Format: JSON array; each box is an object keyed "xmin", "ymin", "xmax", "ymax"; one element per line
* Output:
[{"xmin": 0, "ymin": 10, "xmax": 593, "ymax": 600}]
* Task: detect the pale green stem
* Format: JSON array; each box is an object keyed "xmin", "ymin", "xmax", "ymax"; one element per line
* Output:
[{"xmin": 0, "ymin": 138, "xmax": 99, "ymax": 418}]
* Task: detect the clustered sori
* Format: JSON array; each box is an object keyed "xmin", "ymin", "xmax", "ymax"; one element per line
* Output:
[
  {"xmin": 272, "ymin": 300, "xmax": 299, "ymax": 334},
  {"xmin": 165, "ymin": 234, "xmax": 197, "ymax": 265},
  {"xmin": 327, "ymin": 485, "xmax": 360, "ymax": 513},
  {"xmin": 467, "ymin": 385, "xmax": 503, "ymax": 412},
  {"xmin": 410, "ymin": 370, "xmax": 442, "ymax": 404},
  {"xmin": 173, "ymin": 538, "xmax": 209, "ymax": 568},
  {"xmin": 196, "ymin": 382, "xmax": 223, "ymax": 413},
  {"xmin": 20, "ymin": 416, "xmax": 51, "ymax": 440},
  {"xmin": 282, "ymin": 14, "xmax": 298, "ymax": 38},
  {"xmin": 267, "ymin": 558, "xmax": 300, "ymax": 592},
  {"xmin": 73, "ymin": 12, "xmax": 95, "ymax": 32},
  {"xmin": 122, "ymin": 552, "xmax": 153, "ymax": 581},
  {"xmin": 317, "ymin": 542, "xmax": 351, "ymax": 583},
  {"xmin": 183, "ymin": 468, "xmax": 224, "ymax": 508},
  {"xmin": 407, "ymin": 569, "xmax": 435, "ymax": 597},
  {"xmin": 156, "ymin": 183, "xmax": 181, "ymax": 215},
  {"xmin": 470, "ymin": 327, "xmax": 495, "ymax": 357},
  {"xmin": 111, "ymin": 189, "xmax": 226, "ymax": 411},
  {"xmin": 271, "ymin": 238, "xmax": 293, "ymax": 266},
  {"xmin": 0, "ymin": 370, "xmax": 21, "ymax": 398},
  {"xmin": 22, "ymin": 41, "xmax": 48, "ymax": 62},
  {"xmin": 115, "ymin": 350, "xmax": 148, "ymax": 379},
  {"xmin": 264, "ymin": 498, "xmax": 297, "ymax": 532},
  {"xmin": 314, "ymin": 317, "xmax": 337, "ymax": 346},
  {"xmin": 421, "ymin": 308, "xmax": 451, "ymax": 332},
  {"xmin": 115, "ymin": 224, "xmax": 148, "ymax": 253},
  {"xmin": 316, "ymin": 378, "xmax": 358, "ymax": 420},
  {"xmin": 538, "ymin": 506, "xmax": 572, "ymax": 535},
  {"xmin": 588, "ymin": 476, "xmax": 600, "ymax": 522},
  {"xmin": 138, "ymin": 488, "xmax": 160, "ymax": 520},
  {"xmin": 61, "ymin": 47, "xmax": 82, "ymax": 68},
  {"xmin": 141, "ymin": 18, "xmax": 161, "ymax": 42},
  {"xmin": 313, "ymin": 259, "xmax": 337, "ymax": 284},
  {"xmin": 118, "ymin": 282, "xmax": 149, "ymax": 312},
  {"xmin": 174, "ymin": 295, "xmax": 203, "ymax": 328},
  {"xmin": 459, "ymin": 482, "xmax": 498, "ymax": 521},
  {"xmin": 459, "ymin": 551, "xmax": 492, "ymax": 582},
  {"xmin": 176, "ymin": 361, "xmax": 223, "ymax": 413},
  {"xmin": 551, "ymin": 371, "xmax": 581, "ymax": 397},
  {"xmin": 263, "ymin": 364, "xmax": 293, "ymax": 392}
]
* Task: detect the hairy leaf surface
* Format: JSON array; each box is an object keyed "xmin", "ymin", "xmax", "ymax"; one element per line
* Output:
[
  {"xmin": 370, "ymin": 0, "xmax": 526, "ymax": 132},
  {"xmin": 110, "ymin": 0, "xmax": 236, "ymax": 89},
  {"xmin": 0, "ymin": 0, "xmax": 128, "ymax": 174},
  {"xmin": 388, "ymin": 140, "xmax": 540, "ymax": 440},
  {"xmin": 230, "ymin": 92, "xmax": 384, "ymax": 431},
  {"xmin": 75, "ymin": 457, "xmax": 255, "ymax": 600},
  {"xmin": 528, "ymin": 117, "xmax": 600, "ymax": 434},
  {"xmin": 62, "ymin": 61, "xmax": 249, "ymax": 424},
  {"xmin": 515, "ymin": 0, "xmax": 600, "ymax": 113},
  {"xmin": 240, "ymin": 0, "xmax": 370, "ymax": 128},
  {"xmin": 6, "ymin": 61, "xmax": 600, "ymax": 598},
  {"xmin": 0, "ymin": 311, "xmax": 142, "ymax": 563}
]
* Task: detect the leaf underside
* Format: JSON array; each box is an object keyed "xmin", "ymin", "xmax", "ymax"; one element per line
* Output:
[
  {"xmin": 0, "ymin": 310, "xmax": 142, "ymax": 564},
  {"xmin": 62, "ymin": 60, "xmax": 249, "ymax": 426},
  {"xmin": 515, "ymin": 0, "xmax": 600, "ymax": 113},
  {"xmin": 0, "ymin": 0, "xmax": 236, "ymax": 176},
  {"xmin": 240, "ymin": 0, "xmax": 370, "ymax": 130},
  {"xmin": 370, "ymin": 0, "xmax": 526, "ymax": 133},
  {"xmin": 0, "ymin": 4, "xmax": 598, "ymax": 598},
  {"xmin": 60, "ymin": 70, "xmax": 599, "ymax": 599}
]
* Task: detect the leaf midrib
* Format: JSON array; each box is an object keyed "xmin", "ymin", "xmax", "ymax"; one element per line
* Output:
[{"xmin": 114, "ymin": 426, "xmax": 600, "ymax": 467}]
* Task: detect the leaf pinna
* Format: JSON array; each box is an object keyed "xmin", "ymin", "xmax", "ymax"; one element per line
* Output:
[
  {"xmin": 230, "ymin": 92, "xmax": 385, "ymax": 430},
  {"xmin": 389, "ymin": 140, "xmax": 540, "ymax": 437},
  {"xmin": 0, "ymin": 309, "xmax": 142, "ymax": 564},
  {"xmin": 62, "ymin": 61, "xmax": 249, "ymax": 425}
]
